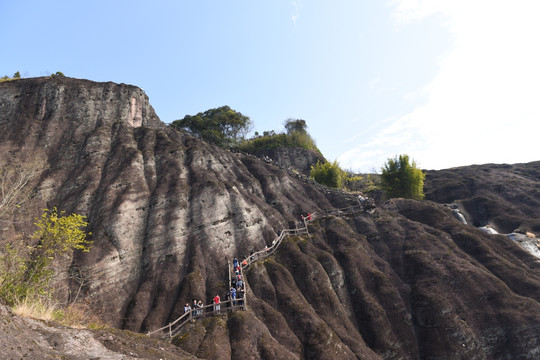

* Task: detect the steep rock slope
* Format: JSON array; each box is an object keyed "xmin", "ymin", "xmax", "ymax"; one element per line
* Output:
[
  {"xmin": 1, "ymin": 77, "xmax": 540, "ymax": 359},
  {"xmin": 0, "ymin": 76, "xmax": 352, "ymax": 331},
  {"xmin": 425, "ymin": 162, "xmax": 540, "ymax": 233}
]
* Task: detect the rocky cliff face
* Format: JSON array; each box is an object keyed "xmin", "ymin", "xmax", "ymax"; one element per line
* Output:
[
  {"xmin": 1, "ymin": 77, "xmax": 540, "ymax": 360},
  {"xmin": 252, "ymin": 147, "xmax": 326, "ymax": 176}
]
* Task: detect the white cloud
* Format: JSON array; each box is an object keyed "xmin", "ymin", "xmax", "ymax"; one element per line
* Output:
[
  {"xmin": 341, "ymin": 0, "xmax": 540, "ymax": 172},
  {"xmin": 291, "ymin": 1, "xmax": 299, "ymax": 25}
]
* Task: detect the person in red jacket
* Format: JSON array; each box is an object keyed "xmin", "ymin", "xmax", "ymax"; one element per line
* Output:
[{"xmin": 213, "ymin": 294, "xmax": 221, "ymax": 313}]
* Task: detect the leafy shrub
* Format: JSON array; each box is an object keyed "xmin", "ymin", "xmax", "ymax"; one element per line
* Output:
[
  {"xmin": 310, "ymin": 160, "xmax": 345, "ymax": 188},
  {"xmin": 238, "ymin": 118, "xmax": 321, "ymax": 155},
  {"xmin": 0, "ymin": 208, "xmax": 91, "ymax": 306},
  {"xmin": 310, "ymin": 161, "xmax": 363, "ymax": 190},
  {"xmin": 380, "ymin": 154, "xmax": 425, "ymax": 199},
  {"xmin": 238, "ymin": 130, "xmax": 319, "ymax": 153},
  {"xmin": 0, "ymin": 71, "xmax": 22, "ymax": 82}
]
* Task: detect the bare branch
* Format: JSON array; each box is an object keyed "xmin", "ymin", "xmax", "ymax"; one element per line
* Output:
[{"xmin": 0, "ymin": 155, "xmax": 46, "ymax": 223}]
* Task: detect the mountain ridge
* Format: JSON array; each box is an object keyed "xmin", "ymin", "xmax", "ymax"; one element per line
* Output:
[{"xmin": 1, "ymin": 77, "xmax": 539, "ymax": 359}]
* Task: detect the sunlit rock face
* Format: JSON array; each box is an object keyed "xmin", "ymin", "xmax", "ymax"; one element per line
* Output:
[
  {"xmin": 252, "ymin": 147, "xmax": 326, "ymax": 176},
  {"xmin": 1, "ymin": 77, "xmax": 540, "ymax": 360}
]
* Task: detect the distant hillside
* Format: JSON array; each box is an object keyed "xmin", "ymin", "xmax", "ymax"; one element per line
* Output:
[{"xmin": 1, "ymin": 77, "xmax": 539, "ymax": 359}]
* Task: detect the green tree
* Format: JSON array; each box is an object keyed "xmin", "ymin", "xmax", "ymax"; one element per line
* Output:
[
  {"xmin": 171, "ymin": 106, "xmax": 252, "ymax": 147},
  {"xmin": 13, "ymin": 71, "xmax": 21, "ymax": 79},
  {"xmin": 32, "ymin": 207, "xmax": 92, "ymax": 257},
  {"xmin": 380, "ymin": 154, "xmax": 425, "ymax": 200},
  {"xmin": 284, "ymin": 118, "xmax": 307, "ymax": 134},
  {"xmin": 310, "ymin": 160, "xmax": 344, "ymax": 188},
  {"xmin": 0, "ymin": 208, "xmax": 92, "ymax": 305}
]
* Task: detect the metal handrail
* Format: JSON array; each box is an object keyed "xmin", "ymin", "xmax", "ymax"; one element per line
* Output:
[
  {"xmin": 240, "ymin": 226, "xmax": 309, "ymax": 269},
  {"xmin": 147, "ymin": 201, "xmax": 374, "ymax": 339},
  {"xmin": 147, "ymin": 298, "xmax": 244, "ymax": 338}
]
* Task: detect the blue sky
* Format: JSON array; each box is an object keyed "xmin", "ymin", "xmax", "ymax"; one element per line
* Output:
[{"xmin": 2, "ymin": 1, "xmax": 539, "ymax": 172}]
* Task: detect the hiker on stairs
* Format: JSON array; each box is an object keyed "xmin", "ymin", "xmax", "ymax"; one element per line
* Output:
[
  {"xmin": 230, "ymin": 287, "xmax": 237, "ymax": 306},
  {"xmin": 213, "ymin": 295, "xmax": 221, "ymax": 313}
]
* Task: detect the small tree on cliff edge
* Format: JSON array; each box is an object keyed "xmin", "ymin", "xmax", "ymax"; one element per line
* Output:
[
  {"xmin": 171, "ymin": 106, "xmax": 252, "ymax": 147},
  {"xmin": 284, "ymin": 118, "xmax": 307, "ymax": 134},
  {"xmin": 380, "ymin": 154, "xmax": 425, "ymax": 200}
]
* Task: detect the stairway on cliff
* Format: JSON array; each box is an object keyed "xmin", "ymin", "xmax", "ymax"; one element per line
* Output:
[{"xmin": 148, "ymin": 200, "xmax": 374, "ymax": 340}]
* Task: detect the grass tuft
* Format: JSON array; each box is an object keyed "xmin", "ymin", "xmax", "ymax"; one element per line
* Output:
[{"xmin": 13, "ymin": 299, "xmax": 107, "ymax": 329}]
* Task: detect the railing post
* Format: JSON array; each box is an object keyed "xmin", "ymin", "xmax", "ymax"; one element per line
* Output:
[{"xmin": 228, "ymin": 258, "xmax": 231, "ymax": 292}]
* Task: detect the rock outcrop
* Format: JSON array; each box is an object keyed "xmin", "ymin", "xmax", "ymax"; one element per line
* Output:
[
  {"xmin": 0, "ymin": 302, "xmax": 197, "ymax": 359},
  {"xmin": 425, "ymin": 162, "xmax": 540, "ymax": 259},
  {"xmin": 1, "ymin": 77, "xmax": 540, "ymax": 359},
  {"xmin": 252, "ymin": 146, "xmax": 326, "ymax": 176}
]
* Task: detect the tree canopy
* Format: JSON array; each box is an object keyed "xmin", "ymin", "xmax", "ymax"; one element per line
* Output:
[
  {"xmin": 171, "ymin": 106, "xmax": 252, "ymax": 147},
  {"xmin": 380, "ymin": 154, "xmax": 425, "ymax": 200},
  {"xmin": 284, "ymin": 119, "xmax": 307, "ymax": 134}
]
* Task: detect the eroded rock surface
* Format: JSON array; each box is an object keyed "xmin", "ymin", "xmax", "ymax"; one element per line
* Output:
[
  {"xmin": 1, "ymin": 77, "xmax": 540, "ymax": 359},
  {"xmin": 253, "ymin": 147, "xmax": 326, "ymax": 176}
]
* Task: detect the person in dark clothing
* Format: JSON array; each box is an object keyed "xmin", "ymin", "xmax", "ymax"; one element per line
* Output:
[{"xmin": 237, "ymin": 287, "xmax": 245, "ymax": 306}]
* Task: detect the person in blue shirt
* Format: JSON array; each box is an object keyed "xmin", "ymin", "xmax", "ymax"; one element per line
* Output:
[{"xmin": 230, "ymin": 287, "xmax": 237, "ymax": 305}]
